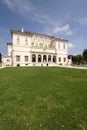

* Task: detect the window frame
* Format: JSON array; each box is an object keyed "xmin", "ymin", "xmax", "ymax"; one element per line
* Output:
[
  {"xmin": 17, "ymin": 37, "xmax": 20, "ymax": 44},
  {"xmin": 25, "ymin": 38, "xmax": 28, "ymax": 45},
  {"xmin": 16, "ymin": 55, "xmax": 20, "ymax": 62},
  {"xmin": 25, "ymin": 56, "xmax": 28, "ymax": 62}
]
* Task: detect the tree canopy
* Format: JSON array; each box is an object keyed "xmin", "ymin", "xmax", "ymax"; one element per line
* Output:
[
  {"xmin": 82, "ymin": 48, "xmax": 87, "ymax": 62},
  {"xmin": 70, "ymin": 48, "xmax": 87, "ymax": 65}
]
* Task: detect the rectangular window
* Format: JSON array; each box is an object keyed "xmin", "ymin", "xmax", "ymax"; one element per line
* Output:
[
  {"xmin": 59, "ymin": 57, "xmax": 61, "ymax": 62},
  {"xmin": 64, "ymin": 57, "xmax": 66, "ymax": 62},
  {"xmin": 25, "ymin": 56, "xmax": 28, "ymax": 61},
  {"xmin": 16, "ymin": 55, "xmax": 20, "ymax": 61},
  {"xmin": 25, "ymin": 38, "xmax": 28, "ymax": 45},
  {"xmin": 17, "ymin": 37, "xmax": 20, "ymax": 44},
  {"xmin": 63, "ymin": 44, "xmax": 65, "ymax": 49},
  {"xmin": 58, "ymin": 43, "xmax": 60, "ymax": 49}
]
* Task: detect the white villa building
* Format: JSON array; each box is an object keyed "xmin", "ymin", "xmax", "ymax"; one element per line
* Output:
[{"xmin": 2, "ymin": 28, "xmax": 71, "ymax": 67}]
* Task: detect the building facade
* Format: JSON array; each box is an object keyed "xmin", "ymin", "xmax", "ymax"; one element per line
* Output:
[{"xmin": 4, "ymin": 29, "xmax": 71, "ymax": 67}]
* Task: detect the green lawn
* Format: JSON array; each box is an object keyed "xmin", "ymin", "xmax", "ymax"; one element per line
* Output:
[{"xmin": 0, "ymin": 67, "xmax": 87, "ymax": 130}]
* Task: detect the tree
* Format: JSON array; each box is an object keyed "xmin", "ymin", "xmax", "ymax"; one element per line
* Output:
[
  {"xmin": 72, "ymin": 55, "xmax": 83, "ymax": 64},
  {"xmin": 68, "ymin": 55, "xmax": 73, "ymax": 59},
  {"xmin": 82, "ymin": 49, "xmax": 87, "ymax": 63}
]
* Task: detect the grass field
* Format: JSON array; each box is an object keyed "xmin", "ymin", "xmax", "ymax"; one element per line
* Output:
[{"xmin": 0, "ymin": 67, "xmax": 87, "ymax": 130}]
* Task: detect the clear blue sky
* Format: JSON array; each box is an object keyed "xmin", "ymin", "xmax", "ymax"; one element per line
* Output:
[{"xmin": 0, "ymin": 0, "xmax": 87, "ymax": 55}]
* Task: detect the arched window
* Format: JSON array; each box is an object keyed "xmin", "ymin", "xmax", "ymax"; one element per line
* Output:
[
  {"xmin": 53, "ymin": 56, "xmax": 56, "ymax": 63},
  {"xmin": 38, "ymin": 55, "xmax": 41, "ymax": 62},
  {"xmin": 32, "ymin": 54, "xmax": 36, "ymax": 62},
  {"xmin": 48, "ymin": 55, "xmax": 51, "ymax": 62},
  {"xmin": 43, "ymin": 55, "xmax": 47, "ymax": 62}
]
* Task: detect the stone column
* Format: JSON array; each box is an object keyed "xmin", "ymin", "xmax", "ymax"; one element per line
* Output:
[
  {"xmin": 41, "ymin": 54, "xmax": 43, "ymax": 62},
  {"xmin": 50, "ymin": 54, "xmax": 52, "ymax": 63},
  {"xmin": 36, "ymin": 54, "xmax": 38, "ymax": 63},
  {"xmin": 56, "ymin": 54, "xmax": 58, "ymax": 64},
  {"xmin": 46, "ymin": 55, "xmax": 48, "ymax": 62}
]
